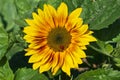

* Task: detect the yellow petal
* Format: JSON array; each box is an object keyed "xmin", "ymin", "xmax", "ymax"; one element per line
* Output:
[
  {"xmin": 28, "ymin": 53, "xmax": 42, "ymax": 63},
  {"xmin": 25, "ymin": 19, "xmax": 36, "ymax": 26},
  {"xmin": 28, "ymin": 40, "xmax": 47, "ymax": 49},
  {"xmin": 51, "ymin": 52, "xmax": 59, "ymax": 73},
  {"xmin": 33, "ymin": 53, "xmax": 51, "ymax": 70},
  {"xmin": 78, "ymin": 24, "xmax": 88, "ymax": 35},
  {"xmin": 28, "ymin": 46, "xmax": 50, "ymax": 63},
  {"xmin": 67, "ymin": 46, "xmax": 83, "ymax": 65},
  {"xmin": 81, "ymin": 35, "xmax": 97, "ymax": 42},
  {"xmin": 87, "ymin": 31, "xmax": 94, "ymax": 35},
  {"xmin": 41, "ymin": 49, "xmax": 53, "ymax": 63},
  {"xmin": 74, "ymin": 18, "xmax": 83, "ymax": 29},
  {"xmin": 78, "ymin": 39, "xmax": 90, "ymax": 45},
  {"xmin": 38, "ymin": 8, "xmax": 44, "ymax": 16},
  {"xmin": 32, "ymin": 13, "xmax": 50, "ymax": 31},
  {"xmin": 44, "ymin": 4, "xmax": 55, "ymax": 28},
  {"xmin": 39, "ymin": 50, "xmax": 53, "ymax": 73},
  {"xmin": 80, "ymin": 46, "xmax": 87, "ymax": 50},
  {"xmin": 39, "ymin": 62, "xmax": 52, "ymax": 73},
  {"xmin": 33, "ymin": 49, "xmax": 53, "ymax": 70},
  {"xmin": 65, "ymin": 53, "xmax": 74, "ymax": 68},
  {"xmin": 23, "ymin": 26, "xmax": 40, "ymax": 36},
  {"xmin": 68, "ymin": 43, "xmax": 86, "ymax": 58},
  {"xmin": 71, "ymin": 39, "xmax": 87, "ymax": 49},
  {"xmin": 48, "ymin": 4, "xmax": 58, "ymax": 27},
  {"xmin": 69, "ymin": 8, "xmax": 82, "ymax": 20},
  {"xmin": 37, "ymin": 8, "xmax": 46, "ymax": 25},
  {"xmin": 65, "ymin": 18, "xmax": 81, "ymax": 31},
  {"xmin": 52, "ymin": 52, "xmax": 65, "ymax": 75},
  {"xmin": 62, "ymin": 61, "xmax": 71, "ymax": 76},
  {"xmin": 33, "ymin": 61, "xmax": 41, "ymax": 70},
  {"xmin": 24, "ymin": 35, "xmax": 47, "ymax": 43},
  {"xmin": 25, "ymin": 49, "xmax": 37, "ymax": 56},
  {"xmin": 57, "ymin": 2, "xmax": 68, "ymax": 27},
  {"xmin": 69, "ymin": 52, "xmax": 82, "ymax": 67},
  {"xmin": 32, "ymin": 12, "xmax": 41, "ymax": 26},
  {"xmin": 23, "ymin": 35, "xmax": 34, "ymax": 43},
  {"xmin": 75, "ymin": 46, "xmax": 87, "ymax": 58},
  {"xmin": 37, "ymin": 8, "xmax": 52, "ymax": 30}
]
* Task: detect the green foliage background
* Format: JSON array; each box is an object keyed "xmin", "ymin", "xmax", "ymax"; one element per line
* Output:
[{"xmin": 0, "ymin": 0, "xmax": 120, "ymax": 80}]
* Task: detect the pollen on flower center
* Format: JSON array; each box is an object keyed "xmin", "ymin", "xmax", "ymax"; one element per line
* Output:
[{"xmin": 47, "ymin": 27, "xmax": 71, "ymax": 52}]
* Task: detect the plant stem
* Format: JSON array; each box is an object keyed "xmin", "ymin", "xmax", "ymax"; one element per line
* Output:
[{"xmin": 88, "ymin": 45, "xmax": 112, "ymax": 57}]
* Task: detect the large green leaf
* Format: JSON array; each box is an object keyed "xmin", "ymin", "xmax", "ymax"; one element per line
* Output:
[
  {"xmin": 81, "ymin": 0, "xmax": 120, "ymax": 30},
  {"xmin": 0, "ymin": 0, "xmax": 18, "ymax": 31},
  {"xmin": 75, "ymin": 68, "xmax": 120, "ymax": 80},
  {"xmin": 14, "ymin": 0, "xmax": 42, "ymax": 28},
  {"xmin": 0, "ymin": 61, "xmax": 14, "ymax": 80},
  {"xmin": 0, "ymin": 17, "xmax": 8, "ymax": 60},
  {"xmin": 14, "ymin": 68, "xmax": 48, "ymax": 80},
  {"xmin": 15, "ymin": 0, "xmax": 40, "ymax": 24}
]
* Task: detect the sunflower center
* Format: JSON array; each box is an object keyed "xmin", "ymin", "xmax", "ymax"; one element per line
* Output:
[{"xmin": 47, "ymin": 27, "xmax": 71, "ymax": 52}]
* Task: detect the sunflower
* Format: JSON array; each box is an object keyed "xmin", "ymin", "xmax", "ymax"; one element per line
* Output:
[{"xmin": 23, "ymin": 2, "xmax": 96, "ymax": 76}]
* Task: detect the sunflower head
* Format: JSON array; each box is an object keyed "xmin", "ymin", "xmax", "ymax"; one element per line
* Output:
[{"xmin": 23, "ymin": 2, "xmax": 97, "ymax": 76}]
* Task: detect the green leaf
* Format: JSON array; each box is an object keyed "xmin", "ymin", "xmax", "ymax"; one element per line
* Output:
[
  {"xmin": 6, "ymin": 43, "xmax": 24, "ymax": 60},
  {"xmin": 97, "ymin": 40, "xmax": 113, "ymax": 55},
  {"xmin": 0, "ymin": 17, "xmax": 8, "ymax": 60},
  {"xmin": 6, "ymin": 28, "xmax": 25, "ymax": 60},
  {"xmin": 111, "ymin": 42, "xmax": 120, "ymax": 67},
  {"xmin": 0, "ymin": 0, "xmax": 18, "ymax": 31},
  {"xmin": 0, "ymin": 61, "xmax": 14, "ymax": 80},
  {"xmin": 113, "ymin": 58, "xmax": 120, "ymax": 67},
  {"xmin": 62, "ymin": 0, "xmax": 76, "ymax": 13},
  {"xmin": 75, "ymin": 68, "xmax": 120, "ymax": 80},
  {"xmin": 111, "ymin": 42, "xmax": 120, "ymax": 58},
  {"xmin": 15, "ymin": 0, "xmax": 40, "ymax": 19},
  {"xmin": 14, "ymin": 0, "xmax": 41, "ymax": 27},
  {"xmin": 112, "ymin": 33, "xmax": 120, "ymax": 42},
  {"xmin": 14, "ymin": 68, "xmax": 48, "ymax": 80},
  {"xmin": 71, "ymin": 0, "xmax": 84, "ymax": 8},
  {"xmin": 47, "ymin": 0, "xmax": 62, "ymax": 9},
  {"xmin": 81, "ymin": 0, "xmax": 120, "ymax": 30},
  {"xmin": 94, "ymin": 19, "xmax": 120, "ymax": 41},
  {"xmin": 90, "ymin": 40, "xmax": 113, "ymax": 57}
]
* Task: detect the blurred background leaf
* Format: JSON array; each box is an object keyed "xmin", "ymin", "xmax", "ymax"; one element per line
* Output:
[
  {"xmin": 0, "ymin": 0, "xmax": 17, "ymax": 31},
  {"xmin": 0, "ymin": 17, "xmax": 8, "ymax": 60},
  {"xmin": 112, "ymin": 34, "xmax": 120, "ymax": 42},
  {"xmin": 0, "ymin": 61, "xmax": 14, "ymax": 80},
  {"xmin": 111, "ymin": 42, "xmax": 120, "ymax": 68},
  {"xmin": 14, "ymin": 68, "xmax": 48, "ymax": 80},
  {"xmin": 81, "ymin": 0, "xmax": 120, "ymax": 30},
  {"xmin": 75, "ymin": 68, "xmax": 120, "ymax": 80}
]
